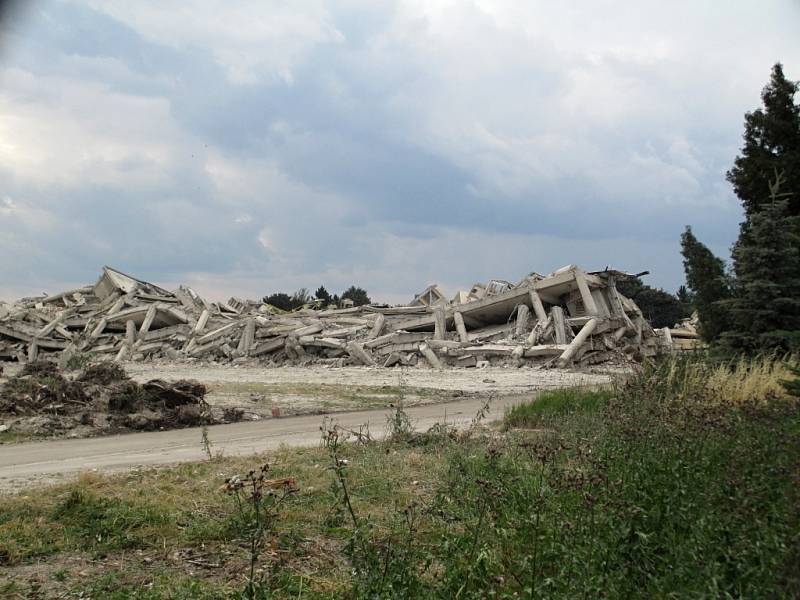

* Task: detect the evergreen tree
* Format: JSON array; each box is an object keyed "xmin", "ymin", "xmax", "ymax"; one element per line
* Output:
[
  {"xmin": 616, "ymin": 278, "xmax": 687, "ymax": 328},
  {"xmin": 726, "ymin": 63, "xmax": 800, "ymax": 219},
  {"xmin": 263, "ymin": 292, "xmax": 293, "ymax": 311},
  {"xmin": 680, "ymin": 226, "xmax": 731, "ymax": 343},
  {"xmin": 314, "ymin": 285, "xmax": 332, "ymax": 305},
  {"xmin": 675, "ymin": 285, "xmax": 695, "ymax": 315},
  {"xmin": 720, "ymin": 175, "xmax": 800, "ymax": 354},
  {"xmin": 341, "ymin": 285, "xmax": 371, "ymax": 307}
]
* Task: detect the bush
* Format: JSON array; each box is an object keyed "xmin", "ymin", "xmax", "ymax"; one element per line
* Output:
[{"xmin": 338, "ymin": 355, "xmax": 800, "ymax": 598}]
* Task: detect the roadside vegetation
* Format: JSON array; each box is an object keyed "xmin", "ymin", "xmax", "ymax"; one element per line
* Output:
[{"xmin": 2, "ymin": 353, "xmax": 798, "ymax": 598}]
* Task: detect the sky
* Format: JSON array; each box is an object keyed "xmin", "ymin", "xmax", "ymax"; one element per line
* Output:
[{"xmin": 1, "ymin": 1, "xmax": 798, "ymax": 304}]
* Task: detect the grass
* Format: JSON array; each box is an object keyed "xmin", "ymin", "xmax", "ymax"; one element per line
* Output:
[
  {"xmin": 1, "ymin": 354, "xmax": 799, "ymax": 598},
  {"xmin": 0, "ymin": 442, "xmax": 445, "ymax": 597},
  {"xmin": 503, "ymin": 386, "xmax": 612, "ymax": 429}
]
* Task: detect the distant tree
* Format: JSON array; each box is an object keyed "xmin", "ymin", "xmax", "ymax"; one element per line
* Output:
[
  {"xmin": 290, "ymin": 288, "xmax": 311, "ymax": 309},
  {"xmin": 341, "ymin": 285, "xmax": 371, "ymax": 307},
  {"xmin": 315, "ymin": 285, "xmax": 332, "ymax": 306},
  {"xmin": 727, "ymin": 63, "xmax": 800, "ymax": 221},
  {"xmin": 680, "ymin": 226, "xmax": 732, "ymax": 343},
  {"xmin": 720, "ymin": 176, "xmax": 800, "ymax": 354},
  {"xmin": 675, "ymin": 285, "xmax": 695, "ymax": 314},
  {"xmin": 331, "ymin": 294, "xmax": 341, "ymax": 308},
  {"xmin": 616, "ymin": 279, "xmax": 687, "ymax": 329},
  {"xmin": 263, "ymin": 292, "xmax": 293, "ymax": 311}
]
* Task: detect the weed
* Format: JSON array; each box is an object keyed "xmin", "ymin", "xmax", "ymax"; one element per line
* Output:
[
  {"xmin": 201, "ymin": 425, "xmax": 214, "ymax": 461},
  {"xmin": 64, "ymin": 352, "xmax": 93, "ymax": 371},
  {"xmin": 221, "ymin": 463, "xmax": 298, "ymax": 598},
  {"xmin": 386, "ymin": 369, "xmax": 414, "ymax": 440}
]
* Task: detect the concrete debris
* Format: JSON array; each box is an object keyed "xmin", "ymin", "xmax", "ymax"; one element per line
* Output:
[
  {"xmin": 664, "ymin": 312, "xmax": 704, "ymax": 351},
  {"xmin": 0, "ymin": 264, "xmax": 670, "ymax": 370}
]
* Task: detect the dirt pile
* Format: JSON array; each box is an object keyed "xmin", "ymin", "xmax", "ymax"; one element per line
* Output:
[{"xmin": 0, "ymin": 361, "xmax": 241, "ymax": 440}]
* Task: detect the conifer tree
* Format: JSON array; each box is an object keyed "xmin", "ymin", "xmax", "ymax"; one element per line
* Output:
[
  {"xmin": 727, "ymin": 63, "xmax": 800, "ymax": 220},
  {"xmin": 720, "ymin": 173, "xmax": 800, "ymax": 354},
  {"xmin": 680, "ymin": 227, "xmax": 731, "ymax": 343}
]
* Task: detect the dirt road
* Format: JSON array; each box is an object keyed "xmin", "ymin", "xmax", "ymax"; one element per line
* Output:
[
  {"xmin": 0, "ymin": 394, "xmax": 519, "ymax": 491},
  {"xmin": 0, "ymin": 364, "xmax": 621, "ymax": 491}
]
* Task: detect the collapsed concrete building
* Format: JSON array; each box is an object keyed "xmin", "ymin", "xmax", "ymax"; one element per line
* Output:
[{"xmin": 0, "ymin": 265, "xmax": 675, "ymax": 369}]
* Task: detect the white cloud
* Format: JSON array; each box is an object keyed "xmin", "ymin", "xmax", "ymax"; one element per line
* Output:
[
  {"xmin": 1, "ymin": 0, "xmax": 798, "ymax": 301},
  {"xmin": 82, "ymin": 0, "xmax": 345, "ymax": 84},
  {"xmin": 0, "ymin": 67, "xmax": 191, "ymax": 190}
]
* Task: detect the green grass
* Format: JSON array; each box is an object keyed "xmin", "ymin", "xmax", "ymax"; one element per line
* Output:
[
  {"xmin": 1, "ymin": 356, "xmax": 798, "ymax": 598},
  {"xmin": 503, "ymin": 386, "xmax": 612, "ymax": 428}
]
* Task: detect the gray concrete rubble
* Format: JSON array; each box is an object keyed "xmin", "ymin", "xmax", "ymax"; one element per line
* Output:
[{"xmin": 0, "ymin": 264, "xmax": 673, "ymax": 369}]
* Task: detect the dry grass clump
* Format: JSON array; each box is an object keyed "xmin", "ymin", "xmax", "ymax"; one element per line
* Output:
[{"xmin": 661, "ymin": 353, "xmax": 796, "ymax": 406}]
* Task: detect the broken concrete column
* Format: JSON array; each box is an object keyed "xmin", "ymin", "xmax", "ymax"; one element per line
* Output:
[
  {"xmin": 551, "ymin": 306, "xmax": 567, "ymax": 345},
  {"xmin": 37, "ymin": 312, "xmax": 67, "ymax": 338},
  {"xmin": 512, "ymin": 344, "xmax": 524, "ymax": 367},
  {"xmin": 368, "ymin": 314, "xmax": 386, "ymax": 340},
  {"xmin": 515, "ymin": 304, "xmax": 530, "ymax": 337},
  {"xmin": 345, "ymin": 341, "xmax": 376, "ymax": 366},
  {"xmin": 107, "ymin": 296, "xmax": 127, "ymax": 316},
  {"xmin": 418, "ymin": 342, "xmax": 442, "ymax": 369},
  {"xmin": 237, "ymin": 318, "xmax": 256, "ymax": 355},
  {"xmin": 126, "ymin": 319, "xmax": 136, "ymax": 347},
  {"xmin": 527, "ymin": 315, "xmax": 552, "ymax": 346},
  {"xmin": 194, "ymin": 309, "xmax": 210, "ymax": 335},
  {"xmin": 558, "ymin": 318, "xmax": 597, "ymax": 367},
  {"xmin": 114, "ymin": 344, "xmax": 129, "ymax": 362},
  {"xmin": 613, "ymin": 325, "xmax": 629, "ymax": 342},
  {"xmin": 528, "ymin": 288, "xmax": 548, "ymax": 322},
  {"xmin": 574, "ymin": 270, "xmax": 599, "ymax": 316},
  {"xmin": 453, "ymin": 311, "xmax": 469, "ymax": 344},
  {"xmin": 139, "ymin": 304, "xmax": 158, "ymax": 336},
  {"xmin": 433, "ymin": 306, "xmax": 447, "ymax": 341},
  {"xmin": 89, "ymin": 317, "xmax": 108, "ymax": 341}
]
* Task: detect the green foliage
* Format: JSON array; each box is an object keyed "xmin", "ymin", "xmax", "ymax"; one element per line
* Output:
[
  {"xmin": 315, "ymin": 285, "xmax": 332, "ymax": 305},
  {"xmin": 262, "ymin": 292, "xmax": 293, "ymax": 311},
  {"xmin": 727, "ymin": 63, "xmax": 800, "ymax": 219},
  {"xmin": 616, "ymin": 278, "xmax": 689, "ymax": 328},
  {"xmin": 266, "ymin": 285, "xmax": 371, "ymax": 309},
  {"xmin": 263, "ymin": 289, "xmax": 313, "ymax": 311},
  {"xmin": 341, "ymin": 285, "xmax": 371, "ymax": 307},
  {"xmin": 675, "ymin": 284, "xmax": 693, "ymax": 305},
  {"xmin": 721, "ymin": 188, "xmax": 800, "ymax": 354},
  {"xmin": 683, "ymin": 63, "xmax": 800, "ymax": 358},
  {"xmin": 503, "ymin": 387, "xmax": 611, "ymax": 429},
  {"xmin": 290, "ymin": 288, "xmax": 312, "ymax": 308},
  {"xmin": 64, "ymin": 351, "xmax": 93, "ymax": 371},
  {"xmin": 337, "ymin": 359, "xmax": 800, "ymax": 599},
  {"xmin": 680, "ymin": 226, "xmax": 732, "ymax": 342}
]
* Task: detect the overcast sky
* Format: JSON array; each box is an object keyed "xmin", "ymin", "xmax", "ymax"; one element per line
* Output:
[{"xmin": 1, "ymin": 1, "xmax": 798, "ymax": 303}]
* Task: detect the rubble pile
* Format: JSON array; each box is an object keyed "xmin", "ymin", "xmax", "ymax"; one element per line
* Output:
[
  {"xmin": 0, "ymin": 360, "xmax": 232, "ymax": 438},
  {"xmin": 666, "ymin": 312, "xmax": 704, "ymax": 351},
  {"xmin": 0, "ymin": 265, "xmax": 674, "ymax": 370}
]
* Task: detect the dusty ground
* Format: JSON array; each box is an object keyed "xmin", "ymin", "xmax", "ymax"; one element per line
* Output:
[
  {"xmin": 122, "ymin": 362, "xmax": 619, "ymax": 417},
  {"xmin": 0, "ymin": 362, "xmax": 621, "ymax": 490}
]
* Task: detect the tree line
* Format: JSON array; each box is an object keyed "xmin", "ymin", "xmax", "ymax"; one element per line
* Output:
[
  {"xmin": 263, "ymin": 285, "xmax": 371, "ymax": 311},
  {"xmin": 681, "ymin": 63, "xmax": 800, "ymax": 355}
]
